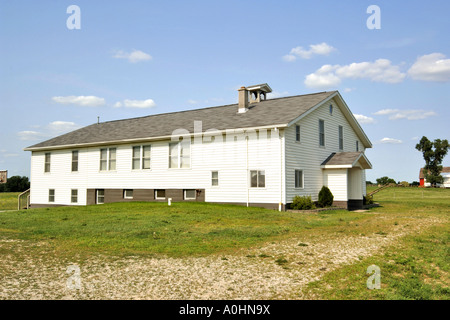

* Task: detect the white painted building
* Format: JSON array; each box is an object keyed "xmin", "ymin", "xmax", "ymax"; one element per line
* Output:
[{"xmin": 25, "ymin": 84, "xmax": 372, "ymax": 210}]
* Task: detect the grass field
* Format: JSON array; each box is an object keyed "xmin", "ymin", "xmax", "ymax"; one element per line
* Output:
[
  {"xmin": 0, "ymin": 201, "xmax": 362, "ymax": 257},
  {"xmin": 0, "ymin": 193, "xmax": 20, "ymax": 211},
  {"xmin": 301, "ymin": 186, "xmax": 450, "ymax": 300},
  {"xmin": 0, "ymin": 187, "xmax": 448, "ymax": 299}
]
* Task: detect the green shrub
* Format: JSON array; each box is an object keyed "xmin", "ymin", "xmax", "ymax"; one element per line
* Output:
[
  {"xmin": 363, "ymin": 195, "xmax": 374, "ymax": 205},
  {"xmin": 291, "ymin": 195, "xmax": 316, "ymax": 210},
  {"xmin": 318, "ymin": 186, "xmax": 334, "ymax": 207}
]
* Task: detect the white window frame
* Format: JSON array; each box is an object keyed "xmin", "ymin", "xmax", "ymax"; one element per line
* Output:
[
  {"xmin": 71, "ymin": 151, "xmax": 79, "ymax": 172},
  {"xmin": 295, "ymin": 170, "xmax": 304, "ymax": 189},
  {"xmin": 250, "ymin": 170, "xmax": 265, "ymax": 188},
  {"xmin": 48, "ymin": 189, "xmax": 55, "ymax": 203},
  {"xmin": 184, "ymin": 189, "xmax": 196, "ymax": 200},
  {"xmin": 132, "ymin": 145, "xmax": 151, "ymax": 170},
  {"xmin": 71, "ymin": 189, "xmax": 78, "ymax": 203},
  {"xmin": 44, "ymin": 153, "xmax": 51, "ymax": 173},
  {"xmin": 155, "ymin": 189, "xmax": 166, "ymax": 200},
  {"xmin": 211, "ymin": 171, "xmax": 219, "ymax": 187},
  {"xmin": 319, "ymin": 119, "xmax": 325, "ymax": 147},
  {"xmin": 124, "ymin": 189, "xmax": 133, "ymax": 199},
  {"xmin": 96, "ymin": 189, "xmax": 105, "ymax": 204},
  {"xmin": 169, "ymin": 140, "xmax": 191, "ymax": 169},
  {"xmin": 99, "ymin": 148, "xmax": 117, "ymax": 171}
]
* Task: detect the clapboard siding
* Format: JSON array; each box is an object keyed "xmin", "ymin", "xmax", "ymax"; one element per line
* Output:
[
  {"xmin": 30, "ymin": 130, "xmax": 285, "ymax": 206},
  {"xmin": 285, "ymin": 97, "xmax": 366, "ymax": 202}
]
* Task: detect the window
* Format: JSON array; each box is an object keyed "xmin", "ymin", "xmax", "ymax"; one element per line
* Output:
[
  {"xmin": 48, "ymin": 189, "xmax": 55, "ymax": 203},
  {"xmin": 295, "ymin": 170, "xmax": 303, "ymax": 188},
  {"xmin": 295, "ymin": 125, "xmax": 300, "ymax": 142},
  {"xmin": 132, "ymin": 146, "xmax": 140, "ymax": 170},
  {"xmin": 211, "ymin": 171, "xmax": 219, "ymax": 186},
  {"xmin": 96, "ymin": 189, "xmax": 105, "ymax": 204},
  {"xmin": 100, "ymin": 149, "xmax": 108, "ymax": 171},
  {"xmin": 44, "ymin": 153, "xmax": 51, "ymax": 173},
  {"xmin": 109, "ymin": 148, "xmax": 116, "ymax": 171},
  {"xmin": 169, "ymin": 140, "xmax": 190, "ymax": 169},
  {"xmin": 250, "ymin": 170, "xmax": 265, "ymax": 188},
  {"xmin": 132, "ymin": 145, "xmax": 151, "ymax": 170},
  {"xmin": 155, "ymin": 189, "xmax": 166, "ymax": 200},
  {"xmin": 100, "ymin": 148, "xmax": 116, "ymax": 171},
  {"xmin": 356, "ymin": 141, "xmax": 359, "ymax": 152},
  {"xmin": 124, "ymin": 189, "xmax": 133, "ymax": 199},
  {"xmin": 71, "ymin": 189, "xmax": 78, "ymax": 203},
  {"xmin": 329, "ymin": 104, "xmax": 333, "ymax": 115},
  {"xmin": 184, "ymin": 189, "xmax": 196, "ymax": 200},
  {"xmin": 142, "ymin": 145, "xmax": 151, "ymax": 169},
  {"xmin": 319, "ymin": 119, "xmax": 325, "ymax": 147},
  {"xmin": 72, "ymin": 151, "xmax": 79, "ymax": 172},
  {"xmin": 338, "ymin": 126, "xmax": 343, "ymax": 150}
]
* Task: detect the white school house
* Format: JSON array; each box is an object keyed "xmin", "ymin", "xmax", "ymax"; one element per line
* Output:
[{"xmin": 25, "ymin": 84, "xmax": 372, "ymax": 210}]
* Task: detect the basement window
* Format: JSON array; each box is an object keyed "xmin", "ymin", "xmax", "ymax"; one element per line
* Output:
[
  {"xmin": 184, "ymin": 189, "xmax": 196, "ymax": 200},
  {"xmin": 155, "ymin": 189, "xmax": 166, "ymax": 200},
  {"xmin": 124, "ymin": 189, "xmax": 133, "ymax": 199},
  {"xmin": 96, "ymin": 189, "xmax": 105, "ymax": 204}
]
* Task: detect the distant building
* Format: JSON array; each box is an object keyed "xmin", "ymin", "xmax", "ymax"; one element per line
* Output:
[
  {"xmin": 0, "ymin": 170, "xmax": 7, "ymax": 184},
  {"xmin": 419, "ymin": 167, "xmax": 450, "ymax": 188}
]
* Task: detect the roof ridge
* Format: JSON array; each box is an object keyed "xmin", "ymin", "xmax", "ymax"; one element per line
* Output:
[{"xmin": 97, "ymin": 91, "xmax": 335, "ymax": 125}]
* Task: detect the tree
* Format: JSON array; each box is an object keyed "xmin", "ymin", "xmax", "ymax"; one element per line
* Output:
[
  {"xmin": 3, "ymin": 176, "xmax": 30, "ymax": 192},
  {"xmin": 416, "ymin": 136, "xmax": 450, "ymax": 187},
  {"xmin": 376, "ymin": 176, "xmax": 396, "ymax": 185}
]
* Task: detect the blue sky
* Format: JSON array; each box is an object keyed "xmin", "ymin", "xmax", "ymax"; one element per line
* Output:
[{"xmin": 1, "ymin": 0, "xmax": 449, "ymax": 183}]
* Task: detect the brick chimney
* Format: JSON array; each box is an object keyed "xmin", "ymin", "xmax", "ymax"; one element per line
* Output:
[{"xmin": 238, "ymin": 86, "xmax": 249, "ymax": 113}]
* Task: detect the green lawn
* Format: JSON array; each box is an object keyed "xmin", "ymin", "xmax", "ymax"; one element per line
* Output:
[
  {"xmin": 0, "ymin": 202, "xmax": 363, "ymax": 257},
  {"xmin": 0, "ymin": 192, "xmax": 20, "ymax": 211},
  {"xmin": 302, "ymin": 186, "xmax": 450, "ymax": 300}
]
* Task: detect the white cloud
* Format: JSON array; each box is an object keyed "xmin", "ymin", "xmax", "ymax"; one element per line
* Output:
[
  {"xmin": 379, "ymin": 137, "xmax": 403, "ymax": 144},
  {"xmin": 305, "ymin": 59, "xmax": 406, "ymax": 89},
  {"xmin": 373, "ymin": 108, "xmax": 437, "ymax": 120},
  {"xmin": 114, "ymin": 99, "xmax": 156, "ymax": 109},
  {"xmin": 52, "ymin": 95, "xmax": 105, "ymax": 107},
  {"xmin": 187, "ymin": 99, "xmax": 198, "ymax": 105},
  {"xmin": 408, "ymin": 53, "xmax": 450, "ymax": 82},
  {"xmin": 47, "ymin": 121, "xmax": 80, "ymax": 134},
  {"xmin": 18, "ymin": 121, "xmax": 81, "ymax": 141},
  {"xmin": 344, "ymin": 88, "xmax": 355, "ymax": 93},
  {"xmin": 18, "ymin": 131, "xmax": 45, "ymax": 141},
  {"xmin": 113, "ymin": 49, "xmax": 152, "ymax": 63},
  {"xmin": 283, "ymin": 42, "xmax": 335, "ymax": 61},
  {"xmin": 267, "ymin": 91, "xmax": 289, "ymax": 99},
  {"xmin": 354, "ymin": 114, "xmax": 375, "ymax": 124}
]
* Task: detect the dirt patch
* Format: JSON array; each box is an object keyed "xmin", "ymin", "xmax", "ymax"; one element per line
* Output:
[{"xmin": 0, "ymin": 216, "xmax": 445, "ymax": 300}]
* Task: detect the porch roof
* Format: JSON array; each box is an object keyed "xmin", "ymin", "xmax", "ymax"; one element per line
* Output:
[{"xmin": 321, "ymin": 152, "xmax": 372, "ymax": 169}]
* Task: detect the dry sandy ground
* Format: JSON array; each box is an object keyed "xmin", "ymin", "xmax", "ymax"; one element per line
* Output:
[{"xmin": 0, "ymin": 214, "xmax": 445, "ymax": 300}]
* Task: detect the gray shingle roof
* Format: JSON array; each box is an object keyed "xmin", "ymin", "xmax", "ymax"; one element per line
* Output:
[
  {"xmin": 25, "ymin": 91, "xmax": 337, "ymax": 151},
  {"xmin": 321, "ymin": 152, "xmax": 363, "ymax": 166}
]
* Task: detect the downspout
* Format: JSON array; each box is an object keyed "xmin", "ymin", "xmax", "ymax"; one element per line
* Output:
[
  {"xmin": 278, "ymin": 128, "xmax": 283, "ymax": 212},
  {"xmin": 246, "ymin": 134, "xmax": 249, "ymax": 207}
]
